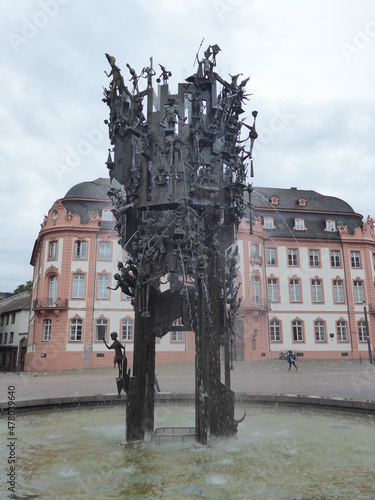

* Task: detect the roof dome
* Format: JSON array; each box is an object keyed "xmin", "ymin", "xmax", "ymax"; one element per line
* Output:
[{"xmin": 64, "ymin": 178, "xmax": 114, "ymax": 199}]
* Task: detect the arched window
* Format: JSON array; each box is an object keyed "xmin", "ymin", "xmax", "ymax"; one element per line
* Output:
[{"xmin": 48, "ymin": 275, "xmax": 58, "ymax": 306}]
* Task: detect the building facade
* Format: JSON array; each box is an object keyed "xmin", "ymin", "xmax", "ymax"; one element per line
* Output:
[
  {"xmin": 25, "ymin": 178, "xmax": 194, "ymax": 372},
  {"xmin": 236, "ymin": 187, "xmax": 375, "ymax": 361},
  {"xmin": 0, "ymin": 292, "xmax": 30, "ymax": 371},
  {"xmin": 25, "ymin": 180, "xmax": 375, "ymax": 371}
]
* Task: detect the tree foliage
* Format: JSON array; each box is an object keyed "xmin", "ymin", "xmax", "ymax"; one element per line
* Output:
[{"xmin": 13, "ymin": 281, "xmax": 33, "ymax": 294}]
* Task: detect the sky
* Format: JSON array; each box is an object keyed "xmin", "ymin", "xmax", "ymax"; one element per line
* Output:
[{"xmin": 1, "ymin": 0, "xmax": 375, "ymax": 292}]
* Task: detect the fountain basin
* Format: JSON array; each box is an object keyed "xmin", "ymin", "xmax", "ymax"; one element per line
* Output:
[{"xmin": 1, "ymin": 401, "xmax": 375, "ymax": 499}]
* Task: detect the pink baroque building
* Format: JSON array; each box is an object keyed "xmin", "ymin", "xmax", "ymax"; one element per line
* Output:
[
  {"xmin": 26, "ymin": 180, "xmax": 375, "ymax": 371},
  {"xmin": 26, "ymin": 178, "xmax": 195, "ymax": 372},
  {"xmin": 236, "ymin": 187, "xmax": 375, "ymax": 361}
]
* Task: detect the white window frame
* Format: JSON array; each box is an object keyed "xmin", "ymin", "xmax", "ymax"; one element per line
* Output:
[
  {"xmin": 171, "ymin": 331, "xmax": 183, "ymax": 342},
  {"xmin": 290, "ymin": 279, "xmax": 301, "ymax": 302},
  {"xmin": 49, "ymin": 275, "xmax": 58, "ymax": 306},
  {"xmin": 314, "ymin": 320, "xmax": 326, "ymax": 342},
  {"xmin": 268, "ymin": 278, "xmax": 279, "ymax": 302},
  {"xmin": 266, "ymin": 248, "xmax": 276, "ymax": 266},
  {"xmin": 358, "ymin": 321, "xmax": 367, "ymax": 342},
  {"xmin": 74, "ymin": 240, "xmax": 87, "ymax": 259},
  {"xmin": 351, "ymin": 251, "xmax": 361, "ymax": 268},
  {"xmin": 102, "ymin": 209, "xmax": 113, "ymax": 221},
  {"xmin": 270, "ymin": 320, "xmax": 281, "ymax": 342},
  {"xmin": 295, "ymin": 218, "xmax": 305, "ymax": 231},
  {"xmin": 312, "ymin": 279, "xmax": 323, "ymax": 303},
  {"xmin": 337, "ymin": 321, "xmax": 348, "ymax": 342},
  {"xmin": 354, "ymin": 280, "xmax": 364, "ymax": 304},
  {"xmin": 72, "ymin": 273, "xmax": 85, "ymax": 299},
  {"xmin": 264, "ymin": 217, "xmax": 274, "ymax": 229},
  {"xmin": 292, "ymin": 320, "xmax": 304, "ymax": 342},
  {"xmin": 48, "ymin": 241, "xmax": 57, "ymax": 260},
  {"xmin": 333, "ymin": 280, "xmax": 344, "ymax": 303},
  {"xmin": 309, "ymin": 249, "xmax": 320, "ymax": 267},
  {"xmin": 95, "ymin": 318, "xmax": 108, "ymax": 342},
  {"xmin": 288, "ymin": 249, "xmax": 298, "ymax": 266},
  {"xmin": 121, "ymin": 318, "xmax": 134, "ymax": 342},
  {"xmin": 43, "ymin": 319, "xmax": 51, "ymax": 342},
  {"xmin": 70, "ymin": 318, "xmax": 82, "ymax": 342},
  {"xmin": 326, "ymin": 220, "xmax": 336, "ymax": 232},
  {"xmin": 330, "ymin": 250, "xmax": 341, "ymax": 267},
  {"xmin": 99, "ymin": 241, "xmax": 112, "ymax": 260},
  {"xmin": 97, "ymin": 274, "xmax": 110, "ymax": 299}
]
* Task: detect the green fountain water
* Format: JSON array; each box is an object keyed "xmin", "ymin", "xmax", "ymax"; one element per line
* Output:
[{"xmin": 1, "ymin": 404, "xmax": 375, "ymax": 499}]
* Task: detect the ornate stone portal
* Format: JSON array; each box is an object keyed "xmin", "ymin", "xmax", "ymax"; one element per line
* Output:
[{"xmin": 103, "ymin": 45, "xmax": 258, "ymax": 444}]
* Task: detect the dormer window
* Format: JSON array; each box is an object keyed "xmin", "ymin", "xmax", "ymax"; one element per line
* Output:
[
  {"xmin": 326, "ymin": 220, "xmax": 336, "ymax": 232},
  {"xmin": 263, "ymin": 216, "xmax": 274, "ymax": 229},
  {"xmin": 298, "ymin": 197, "xmax": 307, "ymax": 207},
  {"xmin": 102, "ymin": 209, "xmax": 113, "ymax": 221},
  {"xmin": 294, "ymin": 218, "xmax": 305, "ymax": 231},
  {"xmin": 270, "ymin": 195, "xmax": 279, "ymax": 206}
]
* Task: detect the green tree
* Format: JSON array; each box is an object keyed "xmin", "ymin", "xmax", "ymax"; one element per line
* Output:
[{"xmin": 13, "ymin": 281, "xmax": 33, "ymax": 294}]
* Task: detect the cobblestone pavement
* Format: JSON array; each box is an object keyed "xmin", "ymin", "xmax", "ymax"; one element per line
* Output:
[{"xmin": 1, "ymin": 360, "xmax": 374, "ymax": 403}]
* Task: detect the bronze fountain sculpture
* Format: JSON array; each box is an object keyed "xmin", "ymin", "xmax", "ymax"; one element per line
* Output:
[{"xmin": 103, "ymin": 44, "xmax": 257, "ymax": 444}]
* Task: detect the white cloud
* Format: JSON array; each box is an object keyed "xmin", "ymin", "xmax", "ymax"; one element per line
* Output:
[{"xmin": 0, "ymin": 0, "xmax": 375, "ymax": 291}]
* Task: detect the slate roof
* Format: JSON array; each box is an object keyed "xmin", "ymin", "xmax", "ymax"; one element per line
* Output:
[
  {"xmin": 0, "ymin": 293, "xmax": 31, "ymax": 314},
  {"xmin": 61, "ymin": 177, "xmax": 120, "ymax": 225},
  {"xmin": 249, "ymin": 186, "xmax": 363, "ymax": 239}
]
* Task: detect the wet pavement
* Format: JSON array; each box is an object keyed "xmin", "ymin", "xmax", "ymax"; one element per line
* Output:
[{"xmin": 1, "ymin": 359, "xmax": 374, "ymax": 403}]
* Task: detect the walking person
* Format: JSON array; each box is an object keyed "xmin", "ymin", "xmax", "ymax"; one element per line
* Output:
[{"xmin": 287, "ymin": 350, "xmax": 298, "ymax": 371}]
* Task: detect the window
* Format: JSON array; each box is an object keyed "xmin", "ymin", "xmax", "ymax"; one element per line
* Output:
[
  {"xmin": 266, "ymin": 248, "xmax": 276, "ymax": 266},
  {"xmin": 74, "ymin": 240, "xmax": 87, "ymax": 259},
  {"xmin": 288, "ymin": 249, "xmax": 298, "ymax": 266},
  {"xmin": 351, "ymin": 251, "xmax": 361, "ymax": 268},
  {"xmin": 309, "ymin": 250, "xmax": 320, "ymax": 267},
  {"xmin": 354, "ymin": 280, "xmax": 364, "ymax": 304},
  {"xmin": 270, "ymin": 195, "xmax": 279, "ymax": 205},
  {"xmin": 9, "ymin": 332, "xmax": 14, "ymax": 343},
  {"xmin": 330, "ymin": 250, "xmax": 341, "ymax": 267},
  {"xmin": 315, "ymin": 320, "xmax": 326, "ymax": 342},
  {"xmin": 96, "ymin": 318, "xmax": 108, "ymax": 341},
  {"xmin": 290, "ymin": 279, "xmax": 301, "ymax": 302},
  {"xmin": 43, "ymin": 319, "xmax": 51, "ymax": 341},
  {"xmin": 294, "ymin": 218, "xmax": 305, "ymax": 230},
  {"xmin": 99, "ymin": 241, "xmax": 111, "ymax": 260},
  {"xmin": 97, "ymin": 274, "xmax": 110, "ymax": 299},
  {"xmin": 0, "ymin": 333, "xmax": 2, "ymax": 344},
  {"xmin": 102, "ymin": 209, "xmax": 113, "ymax": 221},
  {"xmin": 4, "ymin": 333, "xmax": 7, "ymax": 344},
  {"xmin": 333, "ymin": 280, "xmax": 344, "ymax": 303},
  {"xmin": 326, "ymin": 220, "xmax": 336, "ymax": 232},
  {"xmin": 48, "ymin": 275, "xmax": 58, "ymax": 306},
  {"xmin": 48, "ymin": 241, "xmax": 57, "ymax": 260},
  {"xmin": 270, "ymin": 320, "xmax": 281, "ymax": 342},
  {"xmin": 10, "ymin": 313, "xmax": 15, "ymax": 324},
  {"xmin": 171, "ymin": 331, "xmax": 183, "ymax": 342},
  {"xmin": 337, "ymin": 321, "xmax": 348, "ymax": 342},
  {"xmin": 292, "ymin": 320, "xmax": 304, "ymax": 342},
  {"xmin": 72, "ymin": 273, "xmax": 85, "ymax": 299},
  {"xmin": 264, "ymin": 217, "xmax": 274, "ymax": 229},
  {"xmin": 252, "ymin": 276, "xmax": 261, "ymax": 305},
  {"xmin": 70, "ymin": 318, "xmax": 82, "ymax": 341},
  {"xmin": 251, "ymin": 243, "xmax": 259, "ymax": 258},
  {"xmin": 4, "ymin": 315, "xmax": 8, "ymax": 325},
  {"xmin": 121, "ymin": 319, "xmax": 134, "ymax": 342},
  {"xmin": 312, "ymin": 279, "xmax": 323, "ymax": 303},
  {"xmin": 358, "ymin": 321, "xmax": 367, "ymax": 342},
  {"xmin": 268, "ymin": 278, "xmax": 279, "ymax": 302},
  {"xmin": 298, "ymin": 197, "xmax": 307, "ymax": 207}
]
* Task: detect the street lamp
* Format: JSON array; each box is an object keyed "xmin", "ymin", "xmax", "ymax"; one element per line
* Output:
[{"xmin": 363, "ymin": 305, "xmax": 373, "ymax": 365}]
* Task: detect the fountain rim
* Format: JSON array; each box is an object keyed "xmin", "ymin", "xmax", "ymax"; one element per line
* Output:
[{"xmin": 1, "ymin": 393, "xmax": 374, "ymax": 415}]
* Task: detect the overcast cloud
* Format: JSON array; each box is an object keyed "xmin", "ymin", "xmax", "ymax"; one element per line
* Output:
[{"xmin": 1, "ymin": 0, "xmax": 375, "ymax": 292}]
